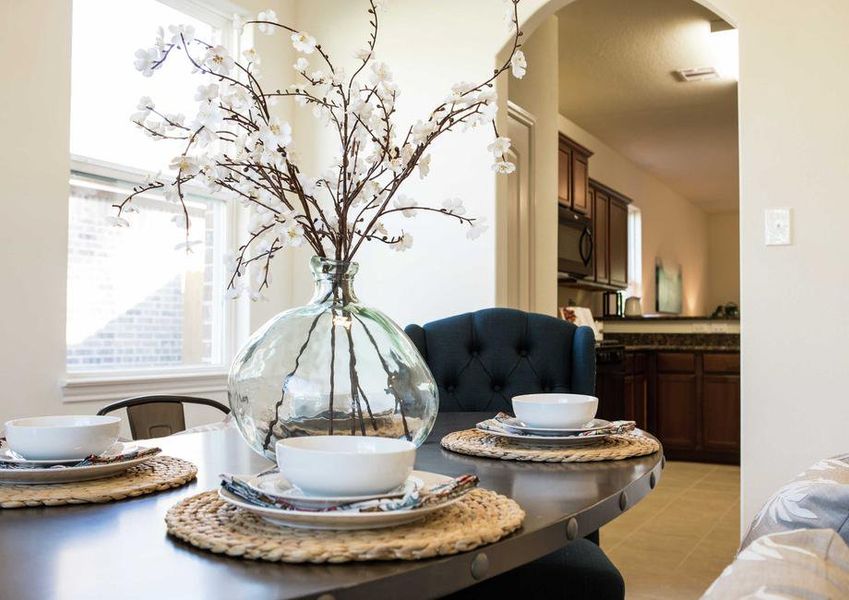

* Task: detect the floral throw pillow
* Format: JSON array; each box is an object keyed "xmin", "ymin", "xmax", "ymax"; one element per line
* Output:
[
  {"xmin": 702, "ymin": 528, "xmax": 849, "ymax": 599},
  {"xmin": 741, "ymin": 454, "xmax": 849, "ymax": 549}
]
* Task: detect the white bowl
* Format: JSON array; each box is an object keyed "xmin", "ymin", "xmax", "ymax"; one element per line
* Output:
[
  {"xmin": 4, "ymin": 415, "xmax": 121, "ymax": 460},
  {"xmin": 275, "ymin": 436, "xmax": 416, "ymax": 497},
  {"xmin": 512, "ymin": 394, "xmax": 599, "ymax": 429}
]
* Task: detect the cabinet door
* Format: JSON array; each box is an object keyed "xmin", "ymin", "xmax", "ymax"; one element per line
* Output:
[
  {"xmin": 593, "ymin": 188, "xmax": 609, "ymax": 284},
  {"xmin": 702, "ymin": 375, "xmax": 740, "ymax": 452},
  {"xmin": 558, "ymin": 146, "xmax": 571, "ymax": 206},
  {"xmin": 633, "ymin": 372, "xmax": 648, "ymax": 431},
  {"xmin": 609, "ymin": 197, "xmax": 629, "ymax": 288},
  {"xmin": 655, "ymin": 373, "xmax": 698, "ymax": 450},
  {"xmin": 572, "ymin": 153, "xmax": 589, "ymax": 214}
]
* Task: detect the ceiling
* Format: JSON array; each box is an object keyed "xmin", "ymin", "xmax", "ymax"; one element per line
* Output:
[{"xmin": 556, "ymin": 0, "xmax": 739, "ymax": 213}]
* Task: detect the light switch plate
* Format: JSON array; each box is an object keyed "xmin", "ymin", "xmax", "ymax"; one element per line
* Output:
[{"xmin": 765, "ymin": 208, "xmax": 792, "ymax": 245}]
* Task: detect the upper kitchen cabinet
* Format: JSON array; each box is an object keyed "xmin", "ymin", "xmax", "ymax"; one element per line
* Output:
[
  {"xmin": 558, "ymin": 134, "xmax": 593, "ymax": 214},
  {"xmin": 589, "ymin": 179, "xmax": 630, "ymax": 289}
]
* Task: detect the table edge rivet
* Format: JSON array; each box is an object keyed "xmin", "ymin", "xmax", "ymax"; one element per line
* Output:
[
  {"xmin": 566, "ymin": 517, "xmax": 579, "ymax": 540},
  {"xmin": 470, "ymin": 552, "xmax": 489, "ymax": 580},
  {"xmin": 650, "ymin": 472, "xmax": 657, "ymax": 489},
  {"xmin": 619, "ymin": 491, "xmax": 628, "ymax": 511}
]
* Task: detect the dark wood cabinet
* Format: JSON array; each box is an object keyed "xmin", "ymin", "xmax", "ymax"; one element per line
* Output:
[
  {"xmin": 592, "ymin": 188, "xmax": 609, "ymax": 284},
  {"xmin": 596, "ymin": 349, "xmax": 740, "ymax": 464},
  {"xmin": 609, "ymin": 197, "xmax": 628, "ymax": 288},
  {"xmin": 558, "ymin": 134, "xmax": 592, "ymax": 214}
]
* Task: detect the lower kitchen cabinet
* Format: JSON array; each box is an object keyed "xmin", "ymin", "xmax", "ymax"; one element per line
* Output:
[{"xmin": 596, "ymin": 349, "xmax": 740, "ymax": 464}]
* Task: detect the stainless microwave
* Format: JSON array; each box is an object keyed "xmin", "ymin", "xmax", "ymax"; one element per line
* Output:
[{"xmin": 558, "ymin": 205, "xmax": 593, "ymax": 278}]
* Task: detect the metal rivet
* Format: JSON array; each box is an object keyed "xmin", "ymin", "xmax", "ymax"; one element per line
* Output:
[
  {"xmin": 566, "ymin": 518, "xmax": 578, "ymax": 540},
  {"xmin": 470, "ymin": 553, "xmax": 489, "ymax": 580},
  {"xmin": 619, "ymin": 492, "xmax": 628, "ymax": 511},
  {"xmin": 650, "ymin": 472, "xmax": 657, "ymax": 489}
]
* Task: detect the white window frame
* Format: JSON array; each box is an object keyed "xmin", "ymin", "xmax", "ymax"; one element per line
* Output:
[
  {"xmin": 626, "ymin": 204, "xmax": 643, "ymax": 300},
  {"xmin": 63, "ymin": 0, "xmax": 252, "ymax": 403}
]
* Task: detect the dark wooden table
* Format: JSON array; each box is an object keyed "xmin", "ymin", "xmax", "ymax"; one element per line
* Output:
[{"xmin": 0, "ymin": 413, "xmax": 663, "ymax": 600}]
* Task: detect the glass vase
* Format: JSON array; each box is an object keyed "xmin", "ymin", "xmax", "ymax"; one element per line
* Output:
[{"xmin": 228, "ymin": 256, "xmax": 439, "ymax": 460}]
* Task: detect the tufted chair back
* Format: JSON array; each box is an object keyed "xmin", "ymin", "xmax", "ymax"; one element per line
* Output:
[{"xmin": 405, "ymin": 308, "xmax": 596, "ymax": 412}]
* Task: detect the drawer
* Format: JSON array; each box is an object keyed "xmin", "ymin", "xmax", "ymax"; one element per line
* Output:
[
  {"xmin": 656, "ymin": 352, "xmax": 696, "ymax": 373},
  {"xmin": 625, "ymin": 352, "xmax": 647, "ymax": 373},
  {"xmin": 704, "ymin": 353, "xmax": 740, "ymax": 373}
]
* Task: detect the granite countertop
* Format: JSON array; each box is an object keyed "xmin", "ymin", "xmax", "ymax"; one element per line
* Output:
[{"xmin": 624, "ymin": 345, "xmax": 740, "ymax": 353}]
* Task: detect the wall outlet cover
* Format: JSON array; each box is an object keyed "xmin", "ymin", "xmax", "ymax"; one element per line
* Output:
[{"xmin": 765, "ymin": 208, "xmax": 792, "ymax": 245}]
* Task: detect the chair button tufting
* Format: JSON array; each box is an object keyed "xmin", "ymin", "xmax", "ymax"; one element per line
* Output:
[
  {"xmin": 446, "ymin": 384, "xmax": 456, "ymax": 392},
  {"xmin": 470, "ymin": 350, "xmax": 479, "ymax": 357},
  {"xmin": 492, "ymin": 384, "xmax": 502, "ymax": 392},
  {"xmin": 519, "ymin": 349, "xmax": 528, "ymax": 357}
]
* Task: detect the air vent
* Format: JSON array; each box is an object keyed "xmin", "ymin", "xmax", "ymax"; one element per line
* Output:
[{"xmin": 673, "ymin": 66, "xmax": 719, "ymax": 82}]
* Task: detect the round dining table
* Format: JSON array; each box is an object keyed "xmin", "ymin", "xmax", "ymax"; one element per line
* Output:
[{"xmin": 0, "ymin": 412, "xmax": 663, "ymax": 600}]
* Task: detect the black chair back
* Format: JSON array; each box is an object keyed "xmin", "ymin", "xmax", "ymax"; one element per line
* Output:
[
  {"xmin": 405, "ymin": 308, "xmax": 595, "ymax": 412},
  {"xmin": 97, "ymin": 395, "xmax": 230, "ymax": 440}
]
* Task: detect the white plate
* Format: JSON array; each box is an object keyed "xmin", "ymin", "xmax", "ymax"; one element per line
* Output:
[
  {"xmin": 251, "ymin": 472, "xmax": 424, "ymax": 510},
  {"xmin": 497, "ymin": 417, "xmax": 612, "ymax": 437},
  {"xmin": 477, "ymin": 426, "xmax": 610, "ymax": 446},
  {"xmin": 219, "ymin": 470, "xmax": 463, "ymax": 530},
  {"xmin": 0, "ymin": 447, "xmax": 157, "ymax": 485},
  {"xmin": 0, "ymin": 441, "xmax": 138, "ymax": 466}
]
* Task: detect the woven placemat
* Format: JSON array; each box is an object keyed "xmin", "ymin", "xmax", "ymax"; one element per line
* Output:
[
  {"xmin": 166, "ymin": 488, "xmax": 524, "ymax": 563},
  {"xmin": 0, "ymin": 456, "xmax": 197, "ymax": 508},
  {"xmin": 441, "ymin": 429, "xmax": 660, "ymax": 462}
]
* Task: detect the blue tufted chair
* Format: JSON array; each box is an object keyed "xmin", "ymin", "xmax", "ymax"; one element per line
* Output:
[{"xmin": 406, "ymin": 308, "xmax": 624, "ymax": 600}]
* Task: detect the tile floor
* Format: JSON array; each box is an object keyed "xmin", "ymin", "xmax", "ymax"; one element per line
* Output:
[{"xmin": 600, "ymin": 461, "xmax": 741, "ymax": 599}]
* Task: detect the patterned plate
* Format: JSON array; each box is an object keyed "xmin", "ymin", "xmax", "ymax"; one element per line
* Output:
[{"xmin": 497, "ymin": 417, "xmax": 613, "ymax": 437}]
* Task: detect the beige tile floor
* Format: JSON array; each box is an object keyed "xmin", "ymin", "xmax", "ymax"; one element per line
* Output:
[{"xmin": 600, "ymin": 461, "xmax": 741, "ymax": 600}]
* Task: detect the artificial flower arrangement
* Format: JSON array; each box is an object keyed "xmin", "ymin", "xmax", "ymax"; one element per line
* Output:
[{"xmin": 117, "ymin": 0, "xmax": 527, "ymax": 299}]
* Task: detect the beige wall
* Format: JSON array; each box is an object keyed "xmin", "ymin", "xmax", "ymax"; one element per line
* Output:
[
  {"xmin": 707, "ymin": 212, "xmax": 740, "ymax": 310},
  {"xmin": 558, "ymin": 115, "xmax": 710, "ymax": 316},
  {"xmin": 507, "ymin": 16, "xmax": 560, "ymax": 316}
]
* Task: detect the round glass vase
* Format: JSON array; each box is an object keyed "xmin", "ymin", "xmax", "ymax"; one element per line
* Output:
[{"xmin": 228, "ymin": 256, "xmax": 439, "ymax": 460}]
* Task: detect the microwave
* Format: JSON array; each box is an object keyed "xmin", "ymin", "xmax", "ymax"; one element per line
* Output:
[{"xmin": 558, "ymin": 205, "xmax": 593, "ymax": 279}]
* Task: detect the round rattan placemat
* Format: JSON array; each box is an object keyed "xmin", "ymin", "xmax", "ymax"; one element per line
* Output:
[
  {"xmin": 165, "ymin": 488, "xmax": 525, "ymax": 563},
  {"xmin": 0, "ymin": 456, "xmax": 197, "ymax": 508},
  {"xmin": 441, "ymin": 429, "xmax": 660, "ymax": 462}
]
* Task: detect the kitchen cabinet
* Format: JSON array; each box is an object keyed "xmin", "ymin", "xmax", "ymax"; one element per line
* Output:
[
  {"xmin": 609, "ymin": 196, "xmax": 628, "ymax": 288},
  {"xmin": 558, "ymin": 134, "xmax": 592, "ymax": 214},
  {"xmin": 594, "ymin": 349, "xmax": 740, "ymax": 464},
  {"xmin": 587, "ymin": 179, "xmax": 630, "ymax": 289}
]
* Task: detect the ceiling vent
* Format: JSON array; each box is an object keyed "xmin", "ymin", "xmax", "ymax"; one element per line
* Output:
[{"xmin": 673, "ymin": 67, "xmax": 719, "ymax": 82}]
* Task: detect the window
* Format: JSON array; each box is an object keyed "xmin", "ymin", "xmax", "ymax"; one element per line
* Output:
[
  {"xmin": 67, "ymin": 0, "xmax": 242, "ymax": 377},
  {"xmin": 627, "ymin": 205, "xmax": 643, "ymax": 300}
]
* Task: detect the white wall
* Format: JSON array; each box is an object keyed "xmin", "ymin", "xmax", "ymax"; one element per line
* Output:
[
  {"xmin": 558, "ymin": 115, "xmax": 710, "ymax": 316},
  {"xmin": 707, "ymin": 211, "xmax": 740, "ymax": 310},
  {"xmin": 0, "ymin": 0, "xmax": 294, "ymax": 428},
  {"xmin": 507, "ymin": 16, "xmax": 560, "ymax": 316}
]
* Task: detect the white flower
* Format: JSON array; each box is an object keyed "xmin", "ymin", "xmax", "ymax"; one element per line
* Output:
[
  {"xmin": 193, "ymin": 102, "xmax": 223, "ymax": 130},
  {"xmin": 373, "ymin": 0, "xmax": 389, "ymax": 11},
  {"xmin": 510, "ymin": 49, "xmax": 527, "ymax": 79},
  {"xmin": 137, "ymin": 96, "xmax": 154, "ymax": 111},
  {"xmin": 172, "ymin": 213, "xmax": 187, "ymax": 229},
  {"xmin": 418, "ymin": 153, "xmax": 431, "ymax": 179},
  {"xmin": 194, "ymin": 83, "xmax": 219, "ymax": 102},
  {"xmin": 133, "ymin": 47, "xmax": 159, "ymax": 77},
  {"xmin": 169, "ymin": 155, "xmax": 200, "ymax": 175},
  {"xmin": 442, "ymin": 197, "xmax": 466, "ymax": 216},
  {"xmin": 487, "ymin": 136, "xmax": 511, "ymax": 156},
  {"xmin": 221, "ymin": 84, "xmax": 251, "ymax": 110},
  {"xmin": 242, "ymin": 48, "xmax": 260, "ymax": 64},
  {"xmin": 291, "ymin": 31, "xmax": 317, "ymax": 54},
  {"xmin": 355, "ymin": 47, "xmax": 372, "ymax": 61},
  {"xmin": 392, "ymin": 194, "xmax": 418, "ymax": 217},
  {"xmin": 296, "ymin": 173, "xmax": 317, "ymax": 196},
  {"xmin": 258, "ymin": 117, "xmax": 292, "ymax": 149},
  {"xmin": 168, "ymin": 24, "xmax": 195, "ymax": 47},
  {"xmin": 392, "ymin": 232, "xmax": 413, "ymax": 252},
  {"xmin": 467, "ymin": 218, "xmax": 489, "ymax": 240},
  {"xmin": 106, "ymin": 215, "xmax": 130, "ymax": 228},
  {"xmin": 256, "ymin": 10, "xmax": 278, "ymax": 35},
  {"xmin": 410, "ymin": 119, "xmax": 436, "ymax": 145},
  {"xmin": 225, "ymin": 286, "xmax": 243, "ymax": 300},
  {"xmin": 503, "ymin": 0, "xmax": 517, "ymax": 32},
  {"xmin": 280, "ymin": 220, "xmax": 305, "ymax": 247},
  {"xmin": 492, "ymin": 160, "xmax": 516, "ymax": 174},
  {"xmin": 203, "ymin": 45, "xmax": 234, "ymax": 76},
  {"xmin": 370, "ymin": 61, "xmax": 392, "ymax": 85},
  {"xmin": 164, "ymin": 184, "xmax": 181, "ymax": 204},
  {"xmin": 293, "ymin": 57, "xmax": 309, "ymax": 72}
]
